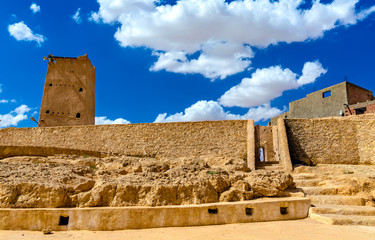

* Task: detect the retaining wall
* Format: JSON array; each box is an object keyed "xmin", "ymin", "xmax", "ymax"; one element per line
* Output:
[
  {"xmin": 0, "ymin": 120, "xmax": 251, "ymax": 162},
  {"xmin": 0, "ymin": 197, "xmax": 310, "ymax": 230},
  {"xmin": 285, "ymin": 118, "xmax": 375, "ymax": 165}
]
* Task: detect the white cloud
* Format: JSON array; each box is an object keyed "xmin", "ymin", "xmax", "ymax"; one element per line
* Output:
[
  {"xmin": 150, "ymin": 42, "xmax": 254, "ymax": 79},
  {"xmin": 0, "ymin": 84, "xmax": 2, "ymax": 94},
  {"xmin": 0, "ymin": 99, "xmax": 16, "ymax": 104},
  {"xmin": 358, "ymin": 5, "xmax": 375, "ymax": 20},
  {"xmin": 8, "ymin": 22, "xmax": 46, "ymax": 46},
  {"xmin": 154, "ymin": 100, "xmax": 283, "ymax": 123},
  {"xmin": 0, "ymin": 105, "xmax": 31, "ymax": 128},
  {"xmin": 155, "ymin": 60, "xmax": 326, "ymax": 123},
  {"xmin": 219, "ymin": 61, "xmax": 327, "ymax": 108},
  {"xmin": 30, "ymin": 3, "xmax": 41, "ymax": 14},
  {"xmin": 243, "ymin": 104, "xmax": 285, "ymax": 122},
  {"xmin": 91, "ymin": 0, "xmax": 373, "ymax": 79},
  {"xmin": 72, "ymin": 8, "xmax": 82, "ymax": 24},
  {"xmin": 95, "ymin": 116, "xmax": 131, "ymax": 125}
]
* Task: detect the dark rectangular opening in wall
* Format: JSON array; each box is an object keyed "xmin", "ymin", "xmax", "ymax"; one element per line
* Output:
[
  {"xmin": 208, "ymin": 208, "xmax": 218, "ymax": 214},
  {"xmin": 355, "ymin": 107, "xmax": 366, "ymax": 115},
  {"xmin": 280, "ymin": 207, "xmax": 288, "ymax": 215},
  {"xmin": 323, "ymin": 91, "xmax": 331, "ymax": 98},
  {"xmin": 58, "ymin": 216, "xmax": 69, "ymax": 225},
  {"xmin": 245, "ymin": 208, "xmax": 253, "ymax": 216}
]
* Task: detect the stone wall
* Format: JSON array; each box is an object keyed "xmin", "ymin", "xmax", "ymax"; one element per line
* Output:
[
  {"xmin": 0, "ymin": 120, "xmax": 250, "ymax": 162},
  {"xmin": 285, "ymin": 118, "xmax": 375, "ymax": 165},
  {"xmin": 255, "ymin": 125, "xmax": 278, "ymax": 162}
]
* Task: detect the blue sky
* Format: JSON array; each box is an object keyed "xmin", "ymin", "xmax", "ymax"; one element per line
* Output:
[{"xmin": 0, "ymin": 0, "xmax": 375, "ymax": 128}]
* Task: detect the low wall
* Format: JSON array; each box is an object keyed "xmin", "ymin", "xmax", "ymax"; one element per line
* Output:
[
  {"xmin": 0, "ymin": 197, "xmax": 310, "ymax": 230},
  {"xmin": 0, "ymin": 120, "xmax": 250, "ymax": 162},
  {"xmin": 285, "ymin": 118, "xmax": 375, "ymax": 165}
]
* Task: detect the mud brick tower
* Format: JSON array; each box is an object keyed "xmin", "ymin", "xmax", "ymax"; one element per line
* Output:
[{"xmin": 38, "ymin": 54, "xmax": 95, "ymax": 127}]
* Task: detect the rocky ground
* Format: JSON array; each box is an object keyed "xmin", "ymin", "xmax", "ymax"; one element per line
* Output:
[{"xmin": 0, "ymin": 155, "xmax": 294, "ymax": 208}]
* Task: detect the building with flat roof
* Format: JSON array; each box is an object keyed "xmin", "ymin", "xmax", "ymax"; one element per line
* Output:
[{"xmin": 270, "ymin": 81, "xmax": 374, "ymax": 125}]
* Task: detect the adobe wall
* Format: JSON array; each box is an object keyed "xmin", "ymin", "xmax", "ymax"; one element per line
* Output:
[
  {"xmin": 285, "ymin": 118, "xmax": 375, "ymax": 165},
  {"xmin": 38, "ymin": 55, "xmax": 95, "ymax": 127},
  {"xmin": 0, "ymin": 120, "xmax": 250, "ymax": 162},
  {"xmin": 255, "ymin": 125, "xmax": 277, "ymax": 162}
]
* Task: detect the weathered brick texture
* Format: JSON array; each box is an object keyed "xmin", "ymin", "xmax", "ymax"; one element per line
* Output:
[{"xmin": 347, "ymin": 83, "xmax": 373, "ymax": 105}]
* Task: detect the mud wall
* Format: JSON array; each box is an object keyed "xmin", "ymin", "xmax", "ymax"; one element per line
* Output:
[
  {"xmin": 0, "ymin": 120, "xmax": 250, "ymax": 162},
  {"xmin": 285, "ymin": 118, "xmax": 375, "ymax": 165}
]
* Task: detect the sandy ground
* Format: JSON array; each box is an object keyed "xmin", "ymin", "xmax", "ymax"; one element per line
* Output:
[{"xmin": 0, "ymin": 218, "xmax": 374, "ymax": 240}]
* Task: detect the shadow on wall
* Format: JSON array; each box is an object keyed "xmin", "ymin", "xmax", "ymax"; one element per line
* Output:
[{"xmin": 285, "ymin": 119, "xmax": 365, "ymax": 165}]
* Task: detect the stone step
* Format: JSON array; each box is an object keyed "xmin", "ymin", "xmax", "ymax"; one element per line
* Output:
[
  {"xmin": 255, "ymin": 165, "xmax": 284, "ymax": 171},
  {"xmin": 285, "ymin": 188, "xmax": 305, "ymax": 197},
  {"xmin": 255, "ymin": 162, "xmax": 283, "ymax": 171},
  {"xmin": 292, "ymin": 174, "xmax": 318, "ymax": 180},
  {"xmin": 294, "ymin": 179, "xmax": 321, "ymax": 187},
  {"xmin": 255, "ymin": 161, "xmax": 280, "ymax": 165},
  {"xmin": 301, "ymin": 187, "xmax": 337, "ymax": 195},
  {"xmin": 310, "ymin": 213, "xmax": 375, "ymax": 226},
  {"xmin": 310, "ymin": 205, "xmax": 375, "ymax": 216},
  {"xmin": 308, "ymin": 195, "xmax": 365, "ymax": 206}
]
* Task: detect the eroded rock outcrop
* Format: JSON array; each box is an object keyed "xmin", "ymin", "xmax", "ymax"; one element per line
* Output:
[{"xmin": 0, "ymin": 155, "xmax": 294, "ymax": 208}]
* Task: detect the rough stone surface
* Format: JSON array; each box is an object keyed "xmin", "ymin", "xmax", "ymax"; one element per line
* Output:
[
  {"xmin": 294, "ymin": 164, "xmax": 375, "ymax": 206},
  {"xmin": 0, "ymin": 120, "xmax": 249, "ymax": 162},
  {"xmin": 0, "ymin": 155, "xmax": 294, "ymax": 208},
  {"xmin": 286, "ymin": 117, "xmax": 375, "ymax": 165}
]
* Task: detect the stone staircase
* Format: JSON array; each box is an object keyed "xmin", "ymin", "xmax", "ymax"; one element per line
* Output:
[
  {"xmin": 292, "ymin": 173, "xmax": 375, "ymax": 226},
  {"xmin": 255, "ymin": 161, "xmax": 284, "ymax": 171}
]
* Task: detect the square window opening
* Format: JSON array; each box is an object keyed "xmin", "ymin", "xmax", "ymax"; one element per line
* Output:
[{"xmin": 323, "ymin": 91, "xmax": 331, "ymax": 98}]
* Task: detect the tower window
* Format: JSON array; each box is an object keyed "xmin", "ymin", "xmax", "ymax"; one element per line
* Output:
[
  {"xmin": 76, "ymin": 113, "xmax": 81, "ymax": 118},
  {"xmin": 79, "ymin": 88, "xmax": 83, "ymax": 92},
  {"xmin": 46, "ymin": 110, "xmax": 50, "ymax": 114},
  {"xmin": 49, "ymin": 83, "xmax": 52, "ymax": 86}
]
